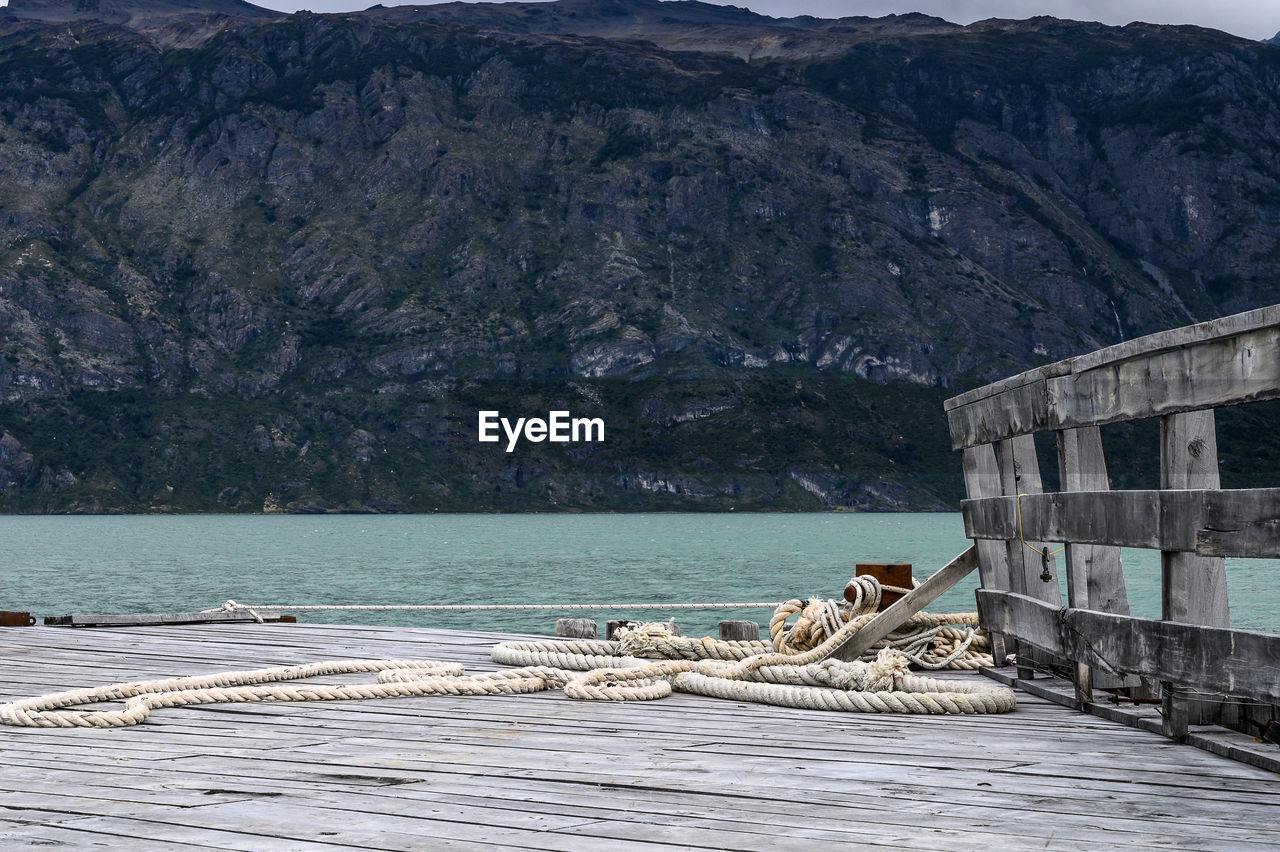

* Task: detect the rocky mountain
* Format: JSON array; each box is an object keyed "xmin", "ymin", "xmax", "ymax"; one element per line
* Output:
[{"xmin": 0, "ymin": 0, "xmax": 1278, "ymax": 513}]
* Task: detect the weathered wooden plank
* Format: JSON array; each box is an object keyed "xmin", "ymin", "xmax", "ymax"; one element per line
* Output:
[
  {"xmin": 992, "ymin": 432, "xmax": 1054, "ymax": 680},
  {"xmin": 946, "ymin": 309, "xmax": 1280, "ymax": 448},
  {"xmin": 946, "ymin": 306, "xmax": 1280, "ymax": 413},
  {"xmin": 1161, "ymin": 410, "xmax": 1232, "ymax": 731},
  {"xmin": 1072, "ymin": 304, "xmax": 1280, "ymax": 373},
  {"xmin": 1056, "ymin": 426, "xmax": 1130, "ymax": 698},
  {"xmin": 996, "ymin": 435, "xmax": 1061, "ymax": 606},
  {"xmin": 318, "ymin": 774, "xmax": 1270, "ymax": 851},
  {"xmin": 1055, "ymin": 426, "xmax": 1130, "ymax": 613},
  {"xmin": 976, "ymin": 591, "xmax": 1280, "ymax": 705},
  {"xmin": 1160, "ymin": 412, "xmax": 1231, "ymax": 622},
  {"xmin": 831, "ymin": 546, "xmax": 978, "ymax": 662},
  {"xmin": 961, "ymin": 442, "xmax": 1011, "ymax": 665},
  {"xmin": 43, "ymin": 611, "xmax": 287, "ymax": 627},
  {"xmin": 963, "ymin": 487, "xmax": 1280, "ymax": 558},
  {"xmin": 944, "ymin": 361, "xmax": 1072, "ymax": 411},
  {"xmin": 949, "ymin": 380, "xmax": 1051, "ymax": 450},
  {"xmin": 1062, "ymin": 326, "xmax": 1280, "ymax": 434},
  {"xmin": 975, "ymin": 589, "xmax": 1066, "ymax": 659},
  {"xmin": 962, "ymin": 444, "xmax": 1012, "ymax": 593},
  {"xmin": 717, "ymin": 620, "xmax": 759, "ymax": 641}
]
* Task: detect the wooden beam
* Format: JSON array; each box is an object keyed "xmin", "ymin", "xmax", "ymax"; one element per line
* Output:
[
  {"xmin": 945, "ymin": 307, "xmax": 1280, "ymax": 449},
  {"xmin": 943, "ymin": 361, "xmax": 1070, "ymax": 412},
  {"xmin": 1056, "ymin": 426, "xmax": 1132, "ymax": 698},
  {"xmin": 962, "ymin": 487, "xmax": 1280, "ymax": 558},
  {"xmin": 1160, "ymin": 412, "xmax": 1230, "ymax": 624},
  {"xmin": 996, "ymin": 435, "xmax": 1060, "ymax": 606},
  {"xmin": 997, "ymin": 433, "xmax": 1061, "ymax": 677},
  {"xmin": 962, "ymin": 444, "xmax": 1011, "ymax": 592},
  {"xmin": 962, "ymin": 443, "xmax": 1010, "ymax": 665},
  {"xmin": 830, "ymin": 546, "xmax": 978, "ymax": 662},
  {"xmin": 44, "ymin": 611, "xmax": 288, "ymax": 627},
  {"xmin": 1055, "ymin": 427, "xmax": 1128, "ymax": 613},
  {"xmin": 944, "ymin": 305, "xmax": 1280, "ymax": 413},
  {"xmin": 1072, "ymin": 304, "xmax": 1280, "ymax": 372},
  {"xmin": 975, "ymin": 590, "xmax": 1280, "ymax": 705},
  {"xmin": 1161, "ymin": 411, "xmax": 1230, "ymax": 731}
]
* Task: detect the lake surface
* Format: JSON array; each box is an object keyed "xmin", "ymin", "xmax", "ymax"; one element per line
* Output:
[{"xmin": 1, "ymin": 514, "xmax": 1276, "ymax": 637}]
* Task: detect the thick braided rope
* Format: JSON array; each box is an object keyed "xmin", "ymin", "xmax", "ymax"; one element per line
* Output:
[
  {"xmin": 0, "ymin": 640, "xmax": 1013, "ymax": 727},
  {"xmin": 547, "ymin": 642, "xmax": 1012, "ymax": 713},
  {"xmin": 0, "ymin": 577, "xmax": 1011, "ymax": 726},
  {"xmin": 674, "ymin": 673, "xmax": 1015, "ymax": 713},
  {"xmin": 493, "ymin": 606, "xmax": 1015, "ymax": 713},
  {"xmin": 767, "ymin": 577, "xmax": 994, "ymax": 669},
  {"xmin": 0, "ymin": 660, "xmax": 562, "ymax": 729}
]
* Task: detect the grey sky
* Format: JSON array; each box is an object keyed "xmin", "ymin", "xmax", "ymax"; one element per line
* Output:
[
  {"xmin": 241, "ymin": 0, "xmax": 1280, "ymax": 41},
  {"xmin": 0, "ymin": 0, "xmax": 1274, "ymax": 40}
]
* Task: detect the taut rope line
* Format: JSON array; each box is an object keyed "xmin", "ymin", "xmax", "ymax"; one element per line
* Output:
[
  {"xmin": 210, "ymin": 600, "xmax": 786, "ymax": 614},
  {"xmin": 3, "ymin": 577, "xmax": 1011, "ymax": 727}
]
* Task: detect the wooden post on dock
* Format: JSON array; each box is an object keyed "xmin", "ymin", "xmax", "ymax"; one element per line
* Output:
[
  {"xmin": 555, "ymin": 618, "xmax": 597, "ymax": 639},
  {"xmin": 1160, "ymin": 410, "xmax": 1233, "ymax": 734},
  {"xmin": 962, "ymin": 444, "xmax": 1010, "ymax": 666},
  {"xmin": 1057, "ymin": 426, "xmax": 1134, "ymax": 704},
  {"xmin": 997, "ymin": 434, "xmax": 1060, "ymax": 678},
  {"xmin": 718, "ymin": 620, "xmax": 760, "ymax": 641}
]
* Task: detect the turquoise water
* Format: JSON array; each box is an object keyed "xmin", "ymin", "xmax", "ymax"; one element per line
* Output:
[{"xmin": 0, "ymin": 514, "xmax": 1276, "ymax": 637}]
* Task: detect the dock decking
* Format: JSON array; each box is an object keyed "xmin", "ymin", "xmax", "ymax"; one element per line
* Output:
[{"xmin": 1, "ymin": 621, "xmax": 1279, "ymax": 850}]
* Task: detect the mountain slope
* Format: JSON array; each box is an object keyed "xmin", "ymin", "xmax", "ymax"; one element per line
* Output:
[{"xmin": 0, "ymin": 1, "xmax": 1278, "ymax": 512}]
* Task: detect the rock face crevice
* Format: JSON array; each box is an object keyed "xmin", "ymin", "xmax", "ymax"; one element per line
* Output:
[{"xmin": 0, "ymin": 0, "xmax": 1277, "ymax": 511}]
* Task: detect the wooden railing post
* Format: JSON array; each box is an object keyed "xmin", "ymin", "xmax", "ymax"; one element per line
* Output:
[
  {"xmin": 962, "ymin": 444, "xmax": 1011, "ymax": 666},
  {"xmin": 1056, "ymin": 426, "xmax": 1133, "ymax": 704},
  {"xmin": 1160, "ymin": 410, "xmax": 1232, "ymax": 735},
  {"xmin": 997, "ymin": 434, "xmax": 1060, "ymax": 679}
]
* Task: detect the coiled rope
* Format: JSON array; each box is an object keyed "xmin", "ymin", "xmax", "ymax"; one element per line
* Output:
[{"xmin": 2, "ymin": 577, "xmax": 1012, "ymax": 727}]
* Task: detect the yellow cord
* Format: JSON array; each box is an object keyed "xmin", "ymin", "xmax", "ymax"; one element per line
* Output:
[{"xmin": 1015, "ymin": 492, "xmax": 1066, "ymax": 559}]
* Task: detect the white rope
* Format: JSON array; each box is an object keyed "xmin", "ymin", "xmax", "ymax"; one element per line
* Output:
[
  {"xmin": 211, "ymin": 599, "xmax": 784, "ymax": 613},
  {"xmin": 495, "ymin": 613, "xmax": 1014, "ymax": 713},
  {"xmin": 0, "ymin": 623, "xmax": 1014, "ymax": 727},
  {"xmin": 0, "ymin": 578, "xmax": 1012, "ymax": 728},
  {"xmin": 758, "ymin": 574, "xmax": 994, "ymax": 670}
]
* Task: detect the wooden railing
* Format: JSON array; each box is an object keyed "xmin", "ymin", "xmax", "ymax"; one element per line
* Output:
[{"xmin": 946, "ymin": 304, "xmax": 1280, "ymax": 739}]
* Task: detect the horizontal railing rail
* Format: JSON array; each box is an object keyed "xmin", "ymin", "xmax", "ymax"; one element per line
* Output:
[
  {"xmin": 946, "ymin": 304, "xmax": 1280, "ymax": 450},
  {"xmin": 976, "ymin": 590, "xmax": 1280, "ymax": 705},
  {"xmin": 962, "ymin": 488, "xmax": 1280, "ymax": 558}
]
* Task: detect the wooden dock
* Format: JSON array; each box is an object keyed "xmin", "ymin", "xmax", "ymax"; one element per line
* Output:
[{"xmin": 2, "ymin": 621, "xmax": 1279, "ymax": 850}]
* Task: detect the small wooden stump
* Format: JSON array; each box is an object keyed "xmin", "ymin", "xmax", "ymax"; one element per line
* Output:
[
  {"xmin": 718, "ymin": 620, "xmax": 760, "ymax": 641},
  {"xmin": 0, "ymin": 611, "xmax": 35, "ymax": 627},
  {"xmin": 606, "ymin": 619, "xmax": 640, "ymax": 640},
  {"xmin": 555, "ymin": 618, "xmax": 597, "ymax": 639}
]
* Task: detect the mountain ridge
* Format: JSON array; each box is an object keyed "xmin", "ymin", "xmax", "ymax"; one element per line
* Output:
[{"xmin": 0, "ymin": 1, "xmax": 1278, "ymax": 512}]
